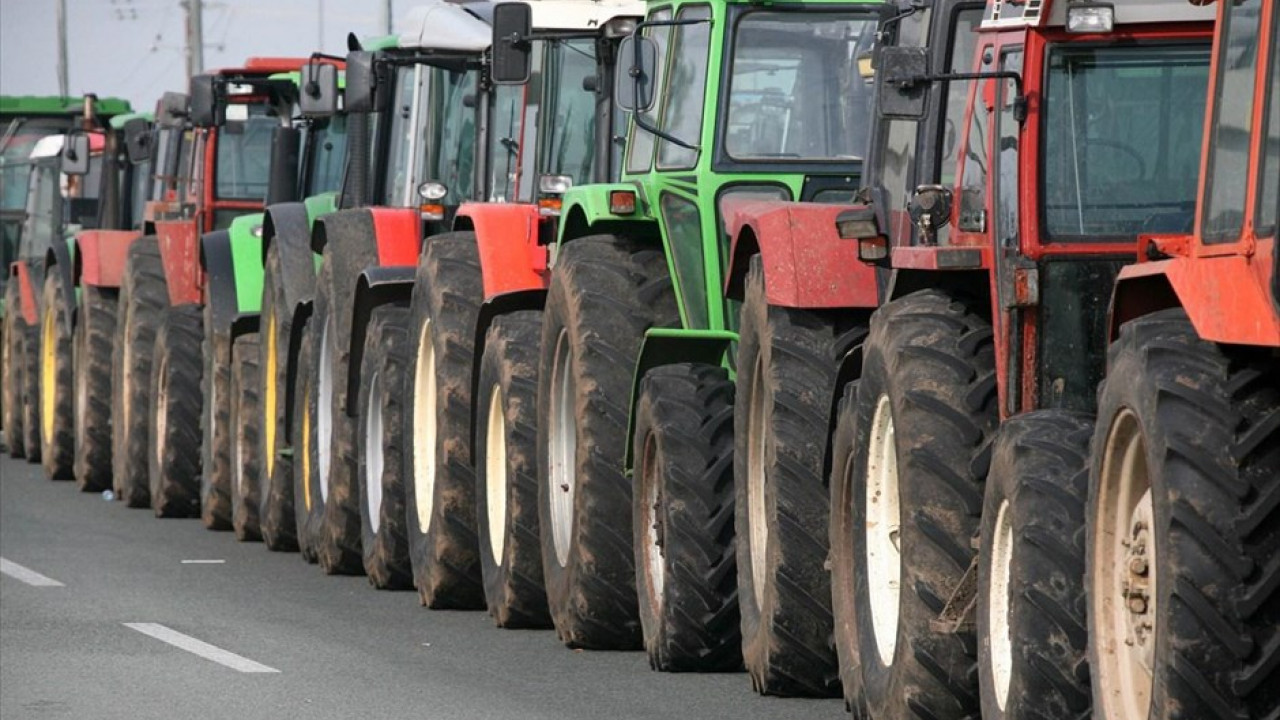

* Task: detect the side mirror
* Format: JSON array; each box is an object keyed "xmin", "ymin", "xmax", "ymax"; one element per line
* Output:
[
  {"xmin": 615, "ymin": 35, "xmax": 658, "ymax": 113},
  {"xmin": 344, "ymin": 51, "xmax": 379, "ymax": 114},
  {"xmin": 300, "ymin": 63, "xmax": 340, "ymax": 117},
  {"xmin": 877, "ymin": 46, "xmax": 929, "ymax": 120},
  {"xmin": 122, "ymin": 118, "xmax": 152, "ymax": 165},
  {"xmin": 189, "ymin": 74, "xmax": 223, "ymax": 127},
  {"xmin": 157, "ymin": 91, "xmax": 189, "ymax": 128},
  {"xmin": 491, "ymin": 3, "xmax": 533, "ymax": 85},
  {"xmin": 61, "ymin": 133, "xmax": 91, "ymax": 176}
]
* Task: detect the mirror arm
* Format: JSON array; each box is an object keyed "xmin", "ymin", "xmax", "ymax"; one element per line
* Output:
[{"xmin": 897, "ymin": 70, "xmax": 1027, "ymax": 123}]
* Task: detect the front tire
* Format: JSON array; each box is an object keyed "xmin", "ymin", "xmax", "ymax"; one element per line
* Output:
[
  {"xmin": 73, "ymin": 284, "xmax": 118, "ymax": 491},
  {"xmin": 2, "ymin": 280, "xmax": 28, "ymax": 457},
  {"xmin": 38, "ymin": 271, "xmax": 74, "ymax": 478},
  {"xmin": 200, "ymin": 301, "xmax": 233, "ymax": 530},
  {"xmin": 258, "ymin": 243, "xmax": 299, "ymax": 552},
  {"xmin": 230, "ymin": 333, "xmax": 263, "ymax": 541},
  {"xmin": 111, "ymin": 237, "xmax": 166, "ymax": 507},
  {"xmin": 148, "ymin": 304, "xmax": 204, "ymax": 518},
  {"xmin": 292, "ymin": 318, "xmax": 319, "ymax": 563},
  {"xmin": 1088, "ymin": 309, "xmax": 1279, "ymax": 720}
]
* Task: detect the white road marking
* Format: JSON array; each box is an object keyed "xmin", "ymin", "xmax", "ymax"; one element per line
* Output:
[
  {"xmin": 0, "ymin": 557, "xmax": 65, "ymax": 587},
  {"xmin": 123, "ymin": 623, "xmax": 280, "ymax": 673},
  {"xmin": 180, "ymin": 559, "xmax": 226, "ymax": 564}
]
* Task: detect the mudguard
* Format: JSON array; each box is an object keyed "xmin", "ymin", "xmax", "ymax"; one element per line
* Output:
[
  {"xmin": 76, "ymin": 229, "xmax": 141, "ymax": 288},
  {"xmin": 557, "ymin": 182, "xmax": 659, "ymax": 245},
  {"xmin": 456, "ymin": 201, "xmax": 548, "ymax": 299},
  {"xmin": 468, "ymin": 288, "xmax": 547, "ymax": 453},
  {"xmin": 344, "ymin": 265, "xmax": 416, "ymax": 416},
  {"xmin": 723, "ymin": 200, "xmax": 879, "ymax": 310},
  {"xmin": 1110, "ymin": 246, "xmax": 1280, "ymax": 347},
  {"xmin": 154, "ymin": 218, "xmax": 202, "ymax": 306},
  {"xmin": 201, "ymin": 229, "xmax": 237, "ymax": 344},
  {"xmin": 10, "ymin": 261, "xmax": 41, "ymax": 326},
  {"xmin": 262, "ymin": 201, "xmax": 320, "ymax": 317},
  {"xmin": 45, "ymin": 240, "xmax": 77, "ymax": 335},
  {"xmin": 225, "ymin": 213, "xmax": 265, "ymax": 316},
  {"xmin": 623, "ymin": 327, "xmax": 737, "ymax": 472}
]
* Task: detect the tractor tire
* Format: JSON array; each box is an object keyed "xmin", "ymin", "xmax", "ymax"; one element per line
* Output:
[
  {"xmin": 258, "ymin": 242, "xmax": 298, "ymax": 551},
  {"xmin": 403, "ymin": 233, "xmax": 484, "ymax": 608},
  {"xmin": 305, "ymin": 252, "xmax": 362, "ymax": 575},
  {"xmin": 1088, "ymin": 309, "xmax": 1279, "ymax": 720},
  {"xmin": 2, "ymin": 280, "xmax": 27, "ymax": 457},
  {"xmin": 475, "ymin": 310, "xmax": 551, "ymax": 628},
  {"xmin": 19, "ymin": 296, "xmax": 40, "ymax": 464},
  {"xmin": 536, "ymin": 234, "xmax": 677, "ymax": 649},
  {"xmin": 73, "ymin": 284, "xmax": 118, "ymax": 492},
  {"xmin": 200, "ymin": 301, "xmax": 233, "ymax": 530},
  {"xmin": 356, "ymin": 305, "xmax": 412, "ymax": 589},
  {"xmin": 833, "ymin": 288, "xmax": 995, "ymax": 719},
  {"xmin": 977, "ymin": 410, "xmax": 1092, "ymax": 719},
  {"xmin": 292, "ymin": 318, "xmax": 319, "ymax": 563},
  {"xmin": 632, "ymin": 363, "xmax": 740, "ymax": 672},
  {"xmin": 111, "ymin": 237, "xmax": 166, "ymax": 508},
  {"xmin": 38, "ymin": 271, "xmax": 74, "ymax": 478},
  {"xmin": 734, "ymin": 258, "xmax": 862, "ymax": 697},
  {"xmin": 230, "ymin": 333, "xmax": 263, "ymax": 541},
  {"xmin": 147, "ymin": 304, "xmax": 204, "ymax": 518}
]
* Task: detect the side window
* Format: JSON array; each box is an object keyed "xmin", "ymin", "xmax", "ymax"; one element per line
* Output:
[
  {"xmin": 995, "ymin": 49, "xmax": 1023, "ymax": 248},
  {"xmin": 518, "ymin": 41, "xmax": 544, "ymax": 202},
  {"xmin": 489, "ymin": 82, "xmax": 524, "ymax": 202},
  {"xmin": 1202, "ymin": 0, "xmax": 1262, "ymax": 242},
  {"xmin": 1257, "ymin": 25, "xmax": 1278, "ymax": 237},
  {"xmin": 307, "ymin": 115, "xmax": 349, "ymax": 196},
  {"xmin": 957, "ymin": 49, "xmax": 993, "ymax": 233},
  {"xmin": 938, "ymin": 8, "xmax": 984, "ymax": 186},
  {"xmin": 625, "ymin": 8, "xmax": 674, "ymax": 174},
  {"xmin": 382, "ymin": 66, "xmax": 420, "ymax": 207},
  {"xmin": 657, "ymin": 5, "xmax": 712, "ymax": 169},
  {"xmin": 540, "ymin": 39, "xmax": 600, "ymax": 188},
  {"xmin": 175, "ymin": 129, "xmax": 194, "ymax": 201},
  {"xmin": 873, "ymin": 7, "xmax": 930, "ymax": 246},
  {"xmin": 426, "ymin": 67, "xmax": 479, "ymax": 205}
]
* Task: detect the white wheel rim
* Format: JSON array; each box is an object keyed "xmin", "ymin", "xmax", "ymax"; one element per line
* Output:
[
  {"xmin": 484, "ymin": 383, "xmax": 508, "ymax": 561},
  {"xmin": 155, "ymin": 354, "xmax": 169, "ymax": 469},
  {"xmin": 365, "ymin": 369, "xmax": 384, "ymax": 534},
  {"xmin": 640, "ymin": 432, "xmax": 664, "ymax": 612},
  {"xmin": 316, "ymin": 318, "xmax": 333, "ymax": 503},
  {"xmin": 412, "ymin": 319, "xmax": 437, "ymax": 532},
  {"xmin": 865, "ymin": 393, "xmax": 902, "ymax": 667},
  {"xmin": 232, "ymin": 385, "xmax": 243, "ymax": 498},
  {"xmin": 122, "ymin": 306, "xmax": 133, "ymax": 433},
  {"xmin": 75, "ymin": 325, "xmax": 87, "ymax": 448},
  {"xmin": 1094, "ymin": 409, "xmax": 1156, "ymax": 720},
  {"xmin": 548, "ymin": 328, "xmax": 576, "ymax": 568},
  {"xmin": 746, "ymin": 355, "xmax": 769, "ymax": 610},
  {"xmin": 989, "ymin": 497, "xmax": 1015, "ymax": 710}
]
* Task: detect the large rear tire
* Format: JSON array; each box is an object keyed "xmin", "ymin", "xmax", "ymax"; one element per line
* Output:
[
  {"xmin": 632, "ymin": 362, "xmax": 740, "ymax": 672},
  {"xmin": 734, "ymin": 258, "xmax": 858, "ymax": 696},
  {"xmin": 1088, "ymin": 309, "xmax": 1279, "ymax": 720},
  {"xmin": 835, "ymin": 288, "xmax": 994, "ymax": 719},
  {"xmin": 111, "ymin": 237, "xmax": 166, "ymax": 508},
  {"xmin": 403, "ymin": 233, "xmax": 484, "ymax": 608},
  {"xmin": 230, "ymin": 333, "xmax": 263, "ymax": 541},
  {"xmin": 73, "ymin": 284, "xmax": 118, "ymax": 491},
  {"xmin": 148, "ymin": 304, "xmax": 204, "ymax": 518},
  {"xmin": 200, "ymin": 301, "xmax": 233, "ymax": 530},
  {"xmin": 258, "ymin": 243, "xmax": 299, "ymax": 551},
  {"xmin": 977, "ymin": 410, "xmax": 1092, "ymax": 719},
  {"xmin": 475, "ymin": 310, "xmax": 551, "ymax": 628},
  {"xmin": 38, "ymin": 271, "xmax": 74, "ymax": 478},
  {"xmin": 356, "ymin": 305, "xmax": 412, "ymax": 589},
  {"xmin": 2, "ymin": 280, "xmax": 27, "ymax": 457},
  {"xmin": 536, "ymin": 235, "xmax": 677, "ymax": 649}
]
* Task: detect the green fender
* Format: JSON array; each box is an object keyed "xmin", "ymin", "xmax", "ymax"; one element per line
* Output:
[
  {"xmin": 623, "ymin": 327, "xmax": 738, "ymax": 472},
  {"xmin": 227, "ymin": 212, "xmax": 266, "ymax": 315},
  {"xmin": 304, "ymin": 191, "xmax": 340, "ymax": 272},
  {"xmin": 557, "ymin": 182, "xmax": 659, "ymax": 246}
]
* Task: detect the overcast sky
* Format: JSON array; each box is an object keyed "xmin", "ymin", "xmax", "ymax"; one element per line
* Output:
[{"xmin": 1, "ymin": 0, "xmax": 400, "ymax": 112}]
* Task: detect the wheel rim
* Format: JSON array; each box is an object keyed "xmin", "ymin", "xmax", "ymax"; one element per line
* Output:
[
  {"xmin": 547, "ymin": 328, "xmax": 576, "ymax": 568},
  {"xmin": 640, "ymin": 431, "xmax": 664, "ymax": 613},
  {"xmin": 232, "ymin": 390, "xmax": 243, "ymax": 500},
  {"xmin": 865, "ymin": 393, "xmax": 902, "ymax": 666},
  {"xmin": 484, "ymin": 383, "xmax": 508, "ymax": 561},
  {"xmin": 155, "ymin": 353, "xmax": 170, "ymax": 470},
  {"xmin": 989, "ymin": 497, "xmax": 1015, "ymax": 710},
  {"xmin": 301, "ymin": 376, "xmax": 312, "ymax": 511},
  {"xmin": 1094, "ymin": 409, "xmax": 1156, "ymax": 719},
  {"xmin": 263, "ymin": 310, "xmax": 276, "ymax": 478},
  {"xmin": 74, "ymin": 322, "xmax": 86, "ymax": 449},
  {"xmin": 122, "ymin": 305, "xmax": 133, "ymax": 434},
  {"xmin": 365, "ymin": 369, "xmax": 384, "ymax": 534},
  {"xmin": 412, "ymin": 319, "xmax": 437, "ymax": 532},
  {"xmin": 316, "ymin": 318, "xmax": 333, "ymax": 503},
  {"xmin": 746, "ymin": 354, "xmax": 769, "ymax": 610},
  {"xmin": 40, "ymin": 305, "xmax": 56, "ymax": 444}
]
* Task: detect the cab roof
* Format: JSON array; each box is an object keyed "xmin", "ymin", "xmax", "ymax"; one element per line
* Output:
[
  {"xmin": 397, "ymin": 1, "xmax": 492, "ymax": 51},
  {"xmin": 982, "ymin": 0, "xmax": 1215, "ymax": 29}
]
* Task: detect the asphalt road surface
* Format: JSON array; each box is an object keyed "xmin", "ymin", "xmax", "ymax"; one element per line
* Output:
[{"xmin": 0, "ymin": 455, "xmax": 846, "ymax": 720}]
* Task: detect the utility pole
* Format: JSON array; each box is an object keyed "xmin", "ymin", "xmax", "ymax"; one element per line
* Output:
[
  {"xmin": 56, "ymin": 0, "xmax": 69, "ymax": 96},
  {"xmin": 318, "ymin": 0, "xmax": 324, "ymax": 50},
  {"xmin": 380, "ymin": 0, "xmax": 393, "ymax": 34},
  {"xmin": 184, "ymin": 0, "xmax": 204, "ymax": 78}
]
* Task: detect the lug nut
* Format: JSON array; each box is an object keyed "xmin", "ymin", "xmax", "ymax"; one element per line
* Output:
[{"xmin": 1128, "ymin": 596, "xmax": 1148, "ymax": 614}]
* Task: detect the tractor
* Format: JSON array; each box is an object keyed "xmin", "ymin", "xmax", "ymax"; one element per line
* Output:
[
  {"xmin": 829, "ymin": 1, "xmax": 1219, "ymax": 717},
  {"xmin": 533, "ymin": 0, "xmax": 882, "ymax": 695}
]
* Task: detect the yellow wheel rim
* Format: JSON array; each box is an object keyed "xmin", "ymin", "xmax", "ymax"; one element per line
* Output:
[
  {"xmin": 264, "ymin": 312, "xmax": 276, "ymax": 478},
  {"xmin": 301, "ymin": 379, "xmax": 311, "ymax": 512},
  {"xmin": 40, "ymin": 306, "xmax": 57, "ymax": 444}
]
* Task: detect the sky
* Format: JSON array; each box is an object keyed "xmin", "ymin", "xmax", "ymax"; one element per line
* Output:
[{"xmin": 0, "ymin": 0, "xmax": 400, "ymax": 112}]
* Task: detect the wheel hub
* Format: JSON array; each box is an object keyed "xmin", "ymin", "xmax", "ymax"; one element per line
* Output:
[
  {"xmin": 484, "ymin": 383, "xmax": 508, "ymax": 562},
  {"xmin": 989, "ymin": 498, "xmax": 1014, "ymax": 710},
  {"xmin": 548, "ymin": 328, "xmax": 576, "ymax": 568},
  {"xmin": 746, "ymin": 356, "xmax": 770, "ymax": 611},
  {"xmin": 865, "ymin": 393, "xmax": 902, "ymax": 667},
  {"xmin": 640, "ymin": 432, "xmax": 665, "ymax": 613},
  {"xmin": 365, "ymin": 369, "xmax": 384, "ymax": 534},
  {"xmin": 412, "ymin": 319, "xmax": 437, "ymax": 532}
]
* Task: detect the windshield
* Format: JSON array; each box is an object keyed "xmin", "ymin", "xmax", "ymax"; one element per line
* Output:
[
  {"xmin": 723, "ymin": 11, "xmax": 878, "ymax": 162},
  {"xmin": 541, "ymin": 39, "xmax": 599, "ymax": 187},
  {"xmin": 305, "ymin": 115, "xmax": 348, "ymax": 196},
  {"xmin": 424, "ymin": 67, "xmax": 478, "ymax": 206},
  {"xmin": 1042, "ymin": 44, "xmax": 1211, "ymax": 240},
  {"xmin": 19, "ymin": 162, "xmax": 59, "ymax": 257},
  {"xmin": 1, "ymin": 123, "xmax": 65, "ymax": 212},
  {"xmin": 215, "ymin": 103, "xmax": 278, "ymax": 200}
]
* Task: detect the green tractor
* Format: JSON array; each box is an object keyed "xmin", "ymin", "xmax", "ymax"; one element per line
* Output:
[{"xmin": 535, "ymin": 0, "xmax": 882, "ymax": 694}]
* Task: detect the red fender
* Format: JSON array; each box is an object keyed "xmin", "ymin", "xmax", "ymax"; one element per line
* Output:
[
  {"xmin": 77, "ymin": 229, "xmax": 143, "ymax": 288},
  {"xmin": 10, "ymin": 261, "xmax": 39, "ymax": 325},
  {"xmin": 724, "ymin": 199, "xmax": 879, "ymax": 309},
  {"xmin": 155, "ymin": 219, "xmax": 203, "ymax": 306},
  {"xmin": 457, "ymin": 201, "xmax": 547, "ymax": 300},
  {"xmin": 368, "ymin": 207, "xmax": 422, "ymax": 267},
  {"xmin": 1112, "ymin": 238, "xmax": 1279, "ymax": 347}
]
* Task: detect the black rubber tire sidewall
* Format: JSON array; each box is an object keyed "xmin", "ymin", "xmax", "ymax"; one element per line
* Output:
[
  {"xmin": 73, "ymin": 284, "xmax": 118, "ymax": 491},
  {"xmin": 231, "ymin": 333, "xmax": 263, "ymax": 541},
  {"xmin": 111, "ymin": 237, "xmax": 166, "ymax": 508},
  {"xmin": 147, "ymin": 304, "xmax": 204, "ymax": 518}
]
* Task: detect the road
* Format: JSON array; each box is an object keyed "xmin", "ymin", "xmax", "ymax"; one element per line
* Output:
[{"xmin": 0, "ymin": 455, "xmax": 846, "ymax": 720}]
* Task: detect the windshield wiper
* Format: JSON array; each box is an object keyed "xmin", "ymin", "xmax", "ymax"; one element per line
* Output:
[{"xmin": 0, "ymin": 119, "xmax": 25, "ymax": 157}]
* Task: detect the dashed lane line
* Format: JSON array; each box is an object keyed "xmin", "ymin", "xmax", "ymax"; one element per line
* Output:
[
  {"xmin": 123, "ymin": 623, "xmax": 280, "ymax": 673},
  {"xmin": 0, "ymin": 557, "xmax": 65, "ymax": 587}
]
